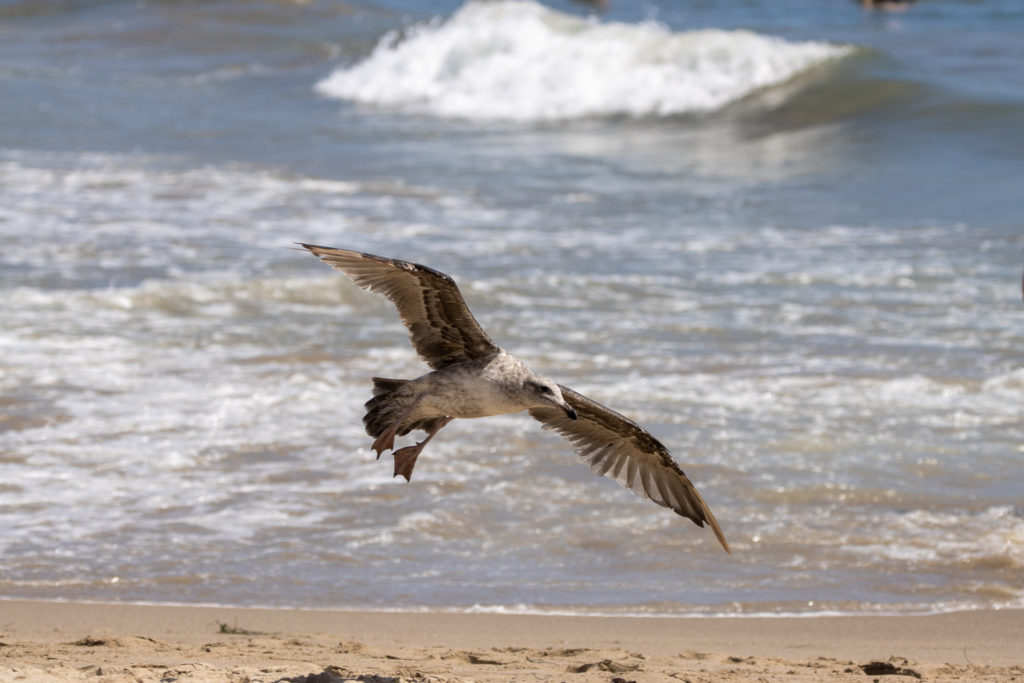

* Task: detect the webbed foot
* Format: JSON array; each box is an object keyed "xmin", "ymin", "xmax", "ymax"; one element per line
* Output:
[
  {"xmin": 388, "ymin": 416, "xmax": 453, "ymax": 482},
  {"xmin": 371, "ymin": 429, "xmax": 397, "ymax": 459},
  {"xmin": 392, "ymin": 444, "xmax": 423, "ymax": 482}
]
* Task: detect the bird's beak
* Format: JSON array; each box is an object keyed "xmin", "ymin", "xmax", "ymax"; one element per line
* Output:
[{"xmin": 561, "ymin": 402, "xmax": 578, "ymax": 421}]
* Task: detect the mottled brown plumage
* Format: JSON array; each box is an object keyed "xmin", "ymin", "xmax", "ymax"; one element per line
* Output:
[
  {"xmin": 302, "ymin": 243, "xmax": 729, "ymax": 552},
  {"xmin": 529, "ymin": 386, "xmax": 729, "ymax": 552},
  {"xmin": 303, "ymin": 244, "xmax": 498, "ymax": 369}
]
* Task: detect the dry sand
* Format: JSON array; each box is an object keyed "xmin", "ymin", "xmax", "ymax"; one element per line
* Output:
[{"xmin": 1, "ymin": 599, "xmax": 1021, "ymax": 682}]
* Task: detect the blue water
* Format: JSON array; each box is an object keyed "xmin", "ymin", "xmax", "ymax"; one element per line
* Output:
[{"xmin": 0, "ymin": 0, "xmax": 1021, "ymax": 616}]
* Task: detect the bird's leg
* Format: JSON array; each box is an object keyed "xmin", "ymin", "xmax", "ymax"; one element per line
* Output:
[
  {"xmin": 392, "ymin": 416, "xmax": 453, "ymax": 482},
  {"xmin": 371, "ymin": 395, "xmax": 425, "ymax": 458}
]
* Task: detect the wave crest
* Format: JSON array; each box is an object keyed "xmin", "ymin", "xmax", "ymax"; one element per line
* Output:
[{"xmin": 316, "ymin": 0, "xmax": 851, "ymax": 121}]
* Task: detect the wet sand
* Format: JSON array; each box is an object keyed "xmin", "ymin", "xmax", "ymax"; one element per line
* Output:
[{"xmin": 1, "ymin": 600, "xmax": 1022, "ymax": 681}]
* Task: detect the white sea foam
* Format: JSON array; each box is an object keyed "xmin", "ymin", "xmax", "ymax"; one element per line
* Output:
[
  {"xmin": 2, "ymin": 147, "xmax": 1021, "ymax": 614},
  {"xmin": 315, "ymin": 0, "xmax": 851, "ymax": 121},
  {"xmin": 842, "ymin": 507, "xmax": 1024, "ymax": 571}
]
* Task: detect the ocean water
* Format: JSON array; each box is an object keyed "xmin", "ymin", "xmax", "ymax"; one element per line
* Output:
[{"xmin": 1, "ymin": 0, "xmax": 1022, "ymax": 616}]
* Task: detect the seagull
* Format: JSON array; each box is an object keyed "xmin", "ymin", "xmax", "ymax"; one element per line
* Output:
[{"xmin": 301, "ymin": 244, "xmax": 729, "ymax": 552}]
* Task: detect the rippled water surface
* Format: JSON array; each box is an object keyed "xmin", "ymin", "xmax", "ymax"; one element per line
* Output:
[{"xmin": 1, "ymin": 0, "xmax": 1022, "ymax": 615}]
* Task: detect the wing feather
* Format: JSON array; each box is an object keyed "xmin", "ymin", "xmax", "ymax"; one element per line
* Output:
[
  {"xmin": 301, "ymin": 244, "xmax": 499, "ymax": 369},
  {"xmin": 649, "ymin": 469, "xmax": 670, "ymax": 507},
  {"xmin": 530, "ymin": 385, "xmax": 729, "ymax": 553}
]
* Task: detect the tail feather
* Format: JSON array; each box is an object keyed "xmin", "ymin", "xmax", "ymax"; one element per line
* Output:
[
  {"xmin": 370, "ymin": 377, "xmax": 408, "ymax": 398},
  {"xmin": 363, "ymin": 377, "xmax": 445, "ymax": 440},
  {"xmin": 363, "ymin": 377, "xmax": 412, "ymax": 438}
]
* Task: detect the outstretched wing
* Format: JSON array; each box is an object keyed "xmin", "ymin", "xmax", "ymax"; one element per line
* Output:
[
  {"xmin": 529, "ymin": 385, "xmax": 729, "ymax": 553},
  {"xmin": 301, "ymin": 244, "xmax": 500, "ymax": 369}
]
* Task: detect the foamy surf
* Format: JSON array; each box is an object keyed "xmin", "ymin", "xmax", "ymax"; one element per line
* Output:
[{"xmin": 315, "ymin": 0, "xmax": 852, "ymax": 121}]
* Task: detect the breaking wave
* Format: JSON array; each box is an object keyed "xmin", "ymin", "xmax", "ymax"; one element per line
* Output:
[{"xmin": 316, "ymin": 0, "xmax": 852, "ymax": 121}]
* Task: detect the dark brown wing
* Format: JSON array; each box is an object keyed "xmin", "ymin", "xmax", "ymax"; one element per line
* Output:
[
  {"xmin": 530, "ymin": 385, "xmax": 729, "ymax": 553},
  {"xmin": 301, "ymin": 244, "xmax": 500, "ymax": 369}
]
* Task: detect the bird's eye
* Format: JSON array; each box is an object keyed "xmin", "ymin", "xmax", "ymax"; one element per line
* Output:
[{"xmin": 539, "ymin": 385, "xmax": 552, "ymax": 394}]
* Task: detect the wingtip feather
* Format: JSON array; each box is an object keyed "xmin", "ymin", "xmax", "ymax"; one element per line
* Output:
[{"xmin": 703, "ymin": 509, "xmax": 731, "ymax": 554}]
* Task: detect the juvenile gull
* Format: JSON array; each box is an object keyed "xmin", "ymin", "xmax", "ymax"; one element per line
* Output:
[{"xmin": 302, "ymin": 244, "xmax": 729, "ymax": 552}]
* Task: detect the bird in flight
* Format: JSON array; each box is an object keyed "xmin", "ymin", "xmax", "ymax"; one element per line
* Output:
[{"xmin": 301, "ymin": 244, "xmax": 729, "ymax": 552}]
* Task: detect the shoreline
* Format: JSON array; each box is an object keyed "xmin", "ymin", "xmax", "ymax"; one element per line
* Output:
[
  {"xmin": 8, "ymin": 593, "xmax": 1015, "ymax": 622},
  {"xmin": 2, "ymin": 600, "xmax": 1022, "ymax": 681},
  {"xmin": 9, "ymin": 595, "xmax": 1016, "ymax": 619}
]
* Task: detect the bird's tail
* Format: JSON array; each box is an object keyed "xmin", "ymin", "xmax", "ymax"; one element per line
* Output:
[
  {"xmin": 369, "ymin": 376, "xmax": 408, "ymax": 398},
  {"xmin": 363, "ymin": 377, "xmax": 411, "ymax": 438},
  {"xmin": 363, "ymin": 377, "xmax": 445, "ymax": 440}
]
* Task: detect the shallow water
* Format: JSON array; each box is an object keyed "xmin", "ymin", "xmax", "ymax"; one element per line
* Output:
[{"xmin": 1, "ymin": 0, "xmax": 1022, "ymax": 616}]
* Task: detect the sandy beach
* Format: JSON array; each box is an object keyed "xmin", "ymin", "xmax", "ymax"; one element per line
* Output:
[{"xmin": 1, "ymin": 600, "xmax": 1021, "ymax": 682}]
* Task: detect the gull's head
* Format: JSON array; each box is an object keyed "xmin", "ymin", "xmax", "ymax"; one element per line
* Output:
[{"xmin": 525, "ymin": 377, "xmax": 578, "ymax": 420}]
